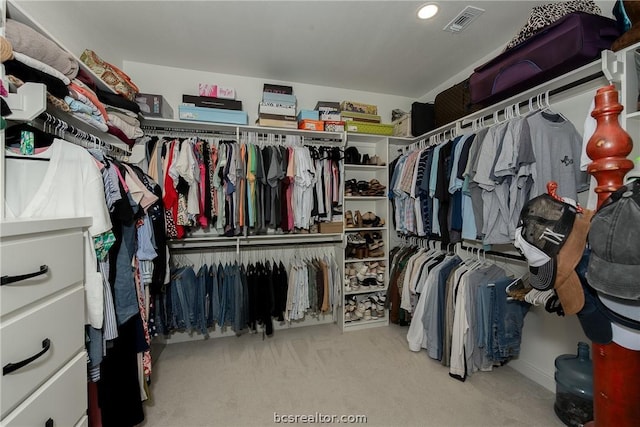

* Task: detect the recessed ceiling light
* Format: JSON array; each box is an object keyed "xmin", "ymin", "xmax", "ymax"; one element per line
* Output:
[{"xmin": 417, "ymin": 3, "xmax": 439, "ymax": 20}]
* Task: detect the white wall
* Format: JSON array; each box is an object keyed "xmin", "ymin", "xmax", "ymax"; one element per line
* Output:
[{"xmin": 123, "ymin": 61, "xmax": 415, "ymax": 126}]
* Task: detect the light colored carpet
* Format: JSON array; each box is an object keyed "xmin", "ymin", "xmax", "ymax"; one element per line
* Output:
[{"xmin": 140, "ymin": 323, "xmax": 564, "ymax": 427}]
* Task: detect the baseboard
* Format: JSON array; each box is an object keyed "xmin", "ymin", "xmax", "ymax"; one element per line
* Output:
[
  {"xmin": 154, "ymin": 314, "xmax": 337, "ymax": 344},
  {"xmin": 509, "ymin": 358, "xmax": 555, "ymax": 392}
]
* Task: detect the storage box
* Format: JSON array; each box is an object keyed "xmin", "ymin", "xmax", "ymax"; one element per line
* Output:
[
  {"xmin": 298, "ymin": 119, "xmax": 324, "ymax": 131},
  {"xmin": 324, "ymin": 121, "xmax": 345, "ymax": 132},
  {"xmin": 318, "ymin": 222, "xmax": 343, "ymax": 234},
  {"xmin": 297, "ymin": 110, "xmax": 319, "ymax": 121},
  {"xmin": 393, "ymin": 114, "xmax": 411, "ymax": 137},
  {"xmin": 179, "ymin": 105, "xmax": 248, "ymax": 125},
  {"xmin": 182, "ymin": 95, "xmax": 242, "ymax": 110},
  {"xmin": 263, "ymin": 92, "xmax": 297, "ymax": 106},
  {"xmin": 345, "ymin": 121, "xmax": 394, "ymax": 136},
  {"xmin": 136, "ymin": 93, "xmax": 173, "ymax": 118},
  {"xmin": 341, "ymin": 111, "xmax": 381, "ymax": 123},
  {"xmin": 257, "ymin": 113, "xmax": 297, "ymax": 129},
  {"xmin": 320, "ymin": 111, "xmax": 341, "ymax": 121},
  {"xmin": 198, "ymin": 84, "xmax": 236, "ymax": 99},
  {"xmin": 340, "ymin": 100, "xmax": 378, "ymax": 115},
  {"xmin": 259, "ymin": 102, "xmax": 296, "ymax": 116},
  {"xmin": 315, "ymin": 101, "xmax": 340, "ymax": 111}
]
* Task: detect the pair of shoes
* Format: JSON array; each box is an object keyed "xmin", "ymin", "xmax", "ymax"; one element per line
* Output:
[
  {"xmin": 345, "ymin": 179, "xmax": 358, "ymax": 196},
  {"xmin": 347, "ymin": 233, "xmax": 366, "ymax": 245},
  {"xmin": 361, "ymin": 212, "xmax": 385, "ymax": 227},
  {"xmin": 366, "ymin": 155, "xmax": 386, "ymax": 166}
]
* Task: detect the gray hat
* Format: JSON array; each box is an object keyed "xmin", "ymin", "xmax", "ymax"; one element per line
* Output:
[{"xmin": 587, "ymin": 179, "xmax": 640, "ymax": 301}]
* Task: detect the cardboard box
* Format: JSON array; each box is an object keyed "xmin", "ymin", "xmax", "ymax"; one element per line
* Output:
[
  {"xmin": 179, "ymin": 105, "xmax": 248, "ymax": 125},
  {"xmin": 198, "ymin": 84, "xmax": 236, "ymax": 99},
  {"xmin": 324, "ymin": 121, "xmax": 345, "ymax": 132},
  {"xmin": 318, "ymin": 222, "xmax": 343, "ymax": 234},
  {"xmin": 259, "ymin": 102, "xmax": 296, "ymax": 116},
  {"xmin": 393, "ymin": 114, "xmax": 412, "ymax": 137},
  {"xmin": 340, "ymin": 100, "xmax": 378, "ymax": 115},
  {"xmin": 315, "ymin": 101, "xmax": 340, "ymax": 111},
  {"xmin": 298, "ymin": 119, "xmax": 324, "ymax": 131},
  {"xmin": 182, "ymin": 95, "xmax": 242, "ymax": 110},
  {"xmin": 320, "ymin": 111, "xmax": 341, "ymax": 121},
  {"xmin": 263, "ymin": 92, "xmax": 296, "ymax": 106},
  {"xmin": 341, "ymin": 111, "xmax": 381, "ymax": 123},
  {"xmin": 345, "ymin": 121, "xmax": 394, "ymax": 136},
  {"xmin": 297, "ymin": 110, "xmax": 319, "ymax": 121},
  {"xmin": 136, "ymin": 93, "xmax": 173, "ymax": 118}
]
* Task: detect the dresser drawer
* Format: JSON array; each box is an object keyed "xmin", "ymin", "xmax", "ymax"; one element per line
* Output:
[
  {"xmin": 1, "ymin": 287, "xmax": 84, "ymax": 417},
  {"xmin": 0, "ymin": 352, "xmax": 87, "ymax": 427},
  {"xmin": 1, "ymin": 230, "xmax": 84, "ymax": 317}
]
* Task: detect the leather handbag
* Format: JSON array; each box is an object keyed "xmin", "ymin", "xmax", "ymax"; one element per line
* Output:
[{"xmin": 80, "ymin": 49, "xmax": 139, "ymax": 101}]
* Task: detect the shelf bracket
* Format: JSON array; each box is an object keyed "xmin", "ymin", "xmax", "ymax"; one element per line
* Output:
[
  {"xmin": 601, "ymin": 49, "xmax": 623, "ymax": 84},
  {"xmin": 4, "ymin": 82, "xmax": 47, "ymax": 121}
]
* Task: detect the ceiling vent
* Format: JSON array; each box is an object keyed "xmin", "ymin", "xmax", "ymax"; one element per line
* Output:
[{"xmin": 443, "ymin": 6, "xmax": 485, "ymax": 33}]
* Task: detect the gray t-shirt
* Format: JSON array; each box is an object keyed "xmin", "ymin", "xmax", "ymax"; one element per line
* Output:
[{"xmin": 527, "ymin": 111, "xmax": 588, "ymax": 200}]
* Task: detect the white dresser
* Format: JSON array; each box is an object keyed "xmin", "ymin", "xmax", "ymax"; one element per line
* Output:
[{"xmin": 0, "ymin": 218, "xmax": 91, "ymax": 427}]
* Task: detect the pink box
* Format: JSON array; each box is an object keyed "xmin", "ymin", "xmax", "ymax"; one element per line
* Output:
[{"xmin": 198, "ymin": 84, "xmax": 236, "ymax": 100}]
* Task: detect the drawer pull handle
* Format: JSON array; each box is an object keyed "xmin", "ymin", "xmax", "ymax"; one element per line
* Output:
[
  {"xmin": 2, "ymin": 338, "xmax": 51, "ymax": 375},
  {"xmin": 45, "ymin": 418, "xmax": 54, "ymax": 427},
  {"xmin": 1, "ymin": 265, "xmax": 49, "ymax": 286}
]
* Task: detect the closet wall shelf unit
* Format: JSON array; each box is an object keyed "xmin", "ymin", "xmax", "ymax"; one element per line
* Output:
[
  {"xmin": 342, "ymin": 132, "xmax": 390, "ymax": 331},
  {"xmin": 0, "ymin": 217, "xmax": 91, "ymax": 427},
  {"xmin": 3, "ymin": 82, "xmax": 46, "ymax": 121}
]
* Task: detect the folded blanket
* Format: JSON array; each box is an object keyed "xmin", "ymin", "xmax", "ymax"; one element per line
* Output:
[
  {"xmin": 108, "ymin": 113, "xmax": 143, "ymax": 139},
  {"xmin": 13, "ymin": 52, "xmax": 71, "ymax": 85},
  {"xmin": 4, "ymin": 59, "xmax": 69, "ymax": 99},
  {"xmin": 72, "ymin": 111, "xmax": 109, "ymax": 133},
  {"xmin": 65, "ymin": 95, "xmax": 95, "ymax": 115},
  {"xmin": 107, "ymin": 123, "xmax": 136, "ymax": 148},
  {"xmin": 5, "ymin": 19, "xmax": 79, "ymax": 78},
  {"xmin": 107, "ymin": 110, "xmax": 140, "ymax": 127},
  {"xmin": 69, "ymin": 88, "xmax": 102, "ymax": 118}
]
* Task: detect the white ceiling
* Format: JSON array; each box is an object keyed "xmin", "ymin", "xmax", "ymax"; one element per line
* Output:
[{"xmin": 11, "ymin": 0, "xmax": 616, "ymax": 98}]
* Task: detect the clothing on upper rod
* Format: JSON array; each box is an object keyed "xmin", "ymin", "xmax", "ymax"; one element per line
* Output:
[
  {"xmin": 389, "ymin": 103, "xmax": 588, "ymax": 246},
  {"xmin": 144, "ymin": 132, "xmax": 343, "ymax": 239}
]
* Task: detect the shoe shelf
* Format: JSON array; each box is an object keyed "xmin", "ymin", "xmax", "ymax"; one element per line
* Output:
[
  {"xmin": 344, "ymin": 257, "xmax": 386, "ymax": 263},
  {"xmin": 343, "ymin": 315, "xmax": 389, "ymax": 330},
  {"xmin": 345, "ymin": 226, "xmax": 387, "ymax": 232},
  {"xmin": 344, "ymin": 196, "xmax": 387, "ymax": 201},
  {"xmin": 344, "ymin": 164, "xmax": 387, "ymax": 171},
  {"xmin": 342, "ymin": 133, "xmax": 390, "ymax": 332},
  {"xmin": 345, "ymin": 285, "xmax": 386, "ymax": 296}
]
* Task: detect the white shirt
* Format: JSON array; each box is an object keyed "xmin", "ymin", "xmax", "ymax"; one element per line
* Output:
[{"xmin": 5, "ymin": 139, "xmax": 112, "ymax": 329}]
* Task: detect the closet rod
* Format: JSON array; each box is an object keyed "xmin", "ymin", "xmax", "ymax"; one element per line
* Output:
[
  {"xmin": 168, "ymin": 240, "xmax": 340, "ymax": 252},
  {"xmin": 141, "ymin": 125, "xmax": 236, "ymax": 137},
  {"xmin": 398, "ymin": 234, "xmax": 526, "ymax": 262},
  {"xmin": 459, "ymin": 71, "xmax": 604, "ymax": 129},
  {"xmin": 458, "ymin": 243, "xmax": 526, "ymax": 262},
  {"xmin": 38, "ymin": 112, "xmax": 132, "ymax": 157}
]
